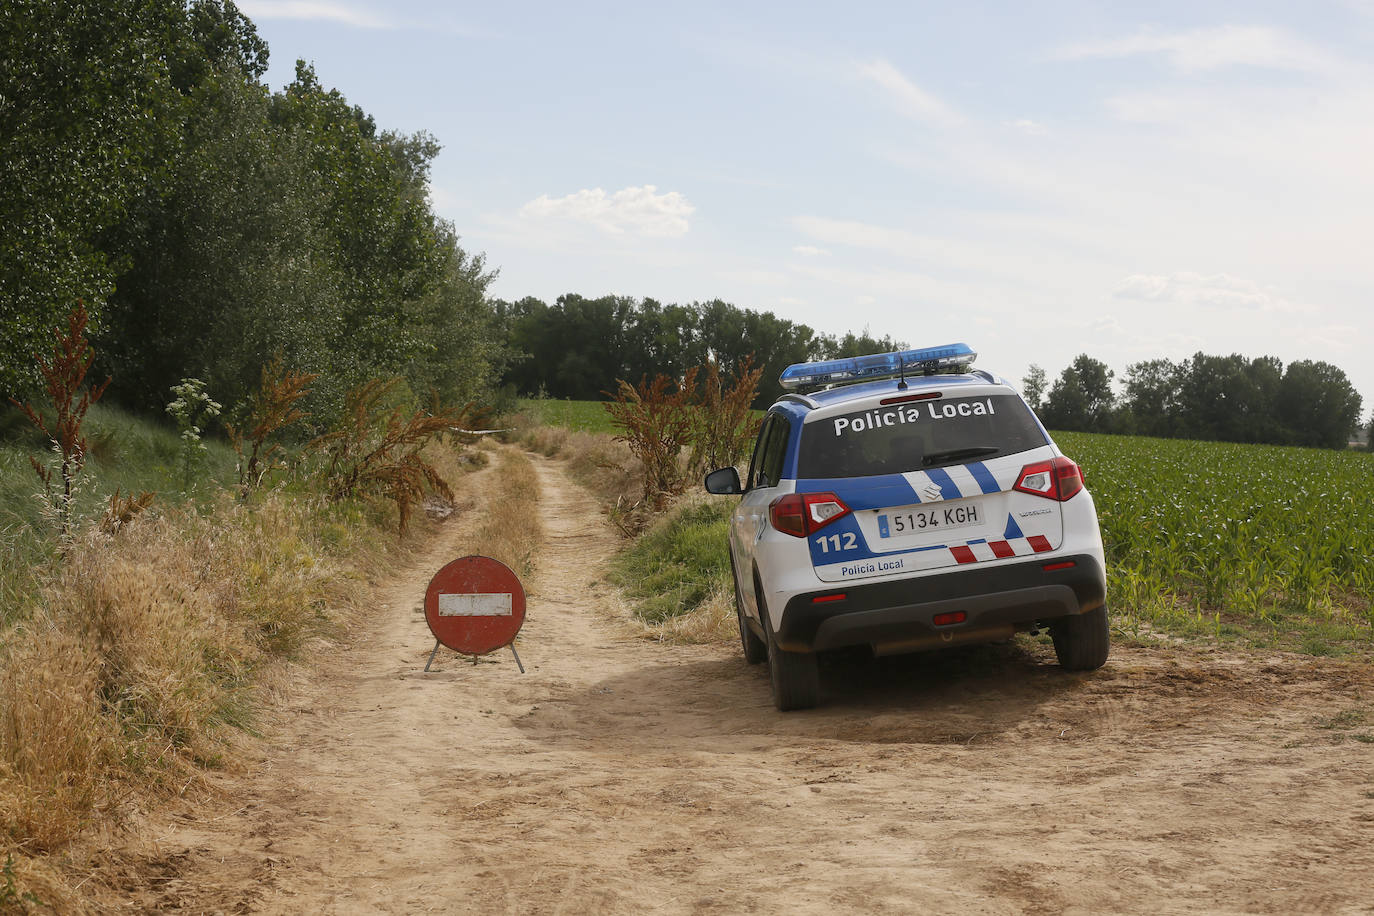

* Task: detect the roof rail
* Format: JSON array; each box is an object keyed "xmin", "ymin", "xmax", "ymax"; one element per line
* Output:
[{"xmin": 778, "ymin": 392, "xmax": 819, "ymax": 409}]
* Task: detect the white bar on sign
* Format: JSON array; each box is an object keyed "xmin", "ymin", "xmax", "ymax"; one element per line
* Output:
[{"xmin": 438, "ymin": 593, "xmax": 513, "ymax": 616}]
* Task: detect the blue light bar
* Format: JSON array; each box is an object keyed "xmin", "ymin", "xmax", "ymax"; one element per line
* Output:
[{"xmin": 779, "ymin": 342, "xmax": 976, "ymax": 391}]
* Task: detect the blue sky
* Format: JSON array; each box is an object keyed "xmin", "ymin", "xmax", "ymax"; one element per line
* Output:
[{"xmin": 242, "ymin": 1, "xmax": 1374, "ymax": 410}]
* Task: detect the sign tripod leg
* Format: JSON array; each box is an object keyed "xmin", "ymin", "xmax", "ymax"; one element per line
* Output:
[
  {"xmin": 510, "ymin": 643, "xmax": 525, "ymax": 674},
  {"xmin": 424, "ymin": 639, "xmax": 442, "ymax": 672}
]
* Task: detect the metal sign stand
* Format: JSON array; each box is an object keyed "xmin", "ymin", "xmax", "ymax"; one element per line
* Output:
[
  {"xmin": 420, "ymin": 555, "xmax": 527, "ymax": 676},
  {"xmin": 424, "ymin": 640, "xmax": 524, "ymax": 674}
]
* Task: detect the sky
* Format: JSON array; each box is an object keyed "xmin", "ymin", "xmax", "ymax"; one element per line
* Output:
[{"xmin": 241, "ymin": 0, "xmax": 1374, "ymax": 410}]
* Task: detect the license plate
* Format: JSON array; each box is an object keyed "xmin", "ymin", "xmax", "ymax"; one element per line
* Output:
[{"xmin": 878, "ymin": 503, "xmax": 981, "ymax": 538}]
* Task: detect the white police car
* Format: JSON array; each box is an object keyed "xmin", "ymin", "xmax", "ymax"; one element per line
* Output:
[{"xmin": 704, "ymin": 343, "xmax": 1109, "ymax": 710}]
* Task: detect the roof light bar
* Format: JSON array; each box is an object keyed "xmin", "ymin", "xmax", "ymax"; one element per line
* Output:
[{"xmin": 778, "ymin": 343, "xmax": 976, "ymax": 391}]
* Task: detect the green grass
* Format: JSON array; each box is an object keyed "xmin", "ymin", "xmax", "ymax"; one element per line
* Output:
[
  {"xmin": 608, "ymin": 498, "xmax": 734, "ymax": 623},
  {"xmin": 0, "ymin": 402, "xmax": 241, "ymax": 625},
  {"xmin": 517, "ymin": 398, "xmax": 620, "ymax": 435}
]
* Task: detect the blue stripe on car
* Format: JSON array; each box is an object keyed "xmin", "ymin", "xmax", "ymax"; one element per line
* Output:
[
  {"xmin": 968, "ymin": 461, "xmax": 1000, "ymax": 494},
  {"xmin": 924, "ymin": 466, "xmax": 963, "ymax": 500}
]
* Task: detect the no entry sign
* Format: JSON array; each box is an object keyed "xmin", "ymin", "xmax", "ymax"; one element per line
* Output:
[{"xmin": 423, "ymin": 556, "xmax": 526, "ymax": 660}]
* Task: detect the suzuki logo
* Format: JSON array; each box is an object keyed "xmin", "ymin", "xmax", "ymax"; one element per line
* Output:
[{"xmin": 923, "ymin": 484, "xmax": 944, "ymax": 502}]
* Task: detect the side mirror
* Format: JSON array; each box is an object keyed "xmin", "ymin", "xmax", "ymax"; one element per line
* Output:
[{"xmin": 704, "ymin": 466, "xmax": 742, "ymax": 495}]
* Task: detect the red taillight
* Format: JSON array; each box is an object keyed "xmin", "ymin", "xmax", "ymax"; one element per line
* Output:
[
  {"xmin": 1013, "ymin": 457, "xmax": 1085, "ymax": 501},
  {"xmin": 812, "ymin": 593, "xmax": 847, "ymax": 604},
  {"xmin": 769, "ymin": 492, "xmax": 852, "ymax": 538},
  {"xmin": 933, "ymin": 611, "xmax": 966, "ymax": 626}
]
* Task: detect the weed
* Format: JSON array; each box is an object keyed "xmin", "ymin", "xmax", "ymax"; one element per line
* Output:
[
  {"xmin": 0, "ymin": 855, "xmax": 39, "ymax": 908},
  {"xmin": 165, "ymin": 378, "xmax": 222, "ymax": 492},
  {"xmin": 309, "ymin": 379, "xmax": 476, "ymax": 534},
  {"xmin": 9, "ymin": 303, "xmax": 109, "ymax": 540},
  {"xmin": 229, "ymin": 357, "xmax": 317, "ymax": 497},
  {"xmin": 686, "ymin": 356, "xmax": 762, "ymax": 477},
  {"xmin": 605, "ymin": 371, "xmax": 699, "ymax": 510}
]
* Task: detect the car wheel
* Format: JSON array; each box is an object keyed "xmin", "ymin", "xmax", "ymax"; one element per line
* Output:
[
  {"xmin": 733, "ymin": 559, "xmax": 767, "ymax": 665},
  {"xmin": 1050, "ymin": 605, "xmax": 1110, "ymax": 671},
  {"xmin": 758, "ymin": 587, "xmax": 819, "ymax": 711}
]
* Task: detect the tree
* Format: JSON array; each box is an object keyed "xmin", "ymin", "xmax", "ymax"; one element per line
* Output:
[
  {"xmin": 1121, "ymin": 358, "xmax": 1184, "ymax": 438},
  {"xmin": 0, "ymin": 0, "xmax": 182, "ymax": 397},
  {"xmin": 1021, "ymin": 364, "xmax": 1047, "ymax": 412},
  {"xmin": 1042, "ymin": 355, "xmax": 1115, "ymax": 432},
  {"xmin": 1276, "ymin": 360, "xmax": 1362, "ymax": 449}
]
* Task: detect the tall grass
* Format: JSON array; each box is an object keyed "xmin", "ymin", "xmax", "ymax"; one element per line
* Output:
[{"xmin": 0, "ymin": 402, "xmax": 475, "ymax": 908}]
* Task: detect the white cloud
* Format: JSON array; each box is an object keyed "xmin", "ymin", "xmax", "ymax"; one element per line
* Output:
[
  {"xmin": 1114, "ymin": 272, "xmax": 1301, "ymax": 313},
  {"xmin": 519, "ymin": 186, "xmax": 694, "ymax": 237},
  {"xmin": 1007, "ymin": 118, "xmax": 1047, "ymax": 135},
  {"xmin": 238, "ymin": 1, "xmax": 396, "ymax": 29},
  {"xmin": 792, "ymin": 245, "xmax": 830, "ymax": 257},
  {"xmin": 856, "ymin": 59, "xmax": 960, "ymax": 124},
  {"xmin": 1057, "ymin": 25, "xmax": 1337, "ymax": 74}
]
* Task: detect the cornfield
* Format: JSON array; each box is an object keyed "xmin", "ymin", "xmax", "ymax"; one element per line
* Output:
[{"xmin": 1058, "ymin": 432, "xmax": 1374, "ymax": 645}]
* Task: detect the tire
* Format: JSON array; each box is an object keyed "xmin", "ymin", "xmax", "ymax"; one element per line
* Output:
[
  {"xmin": 759, "ymin": 587, "xmax": 820, "ymax": 711},
  {"xmin": 734, "ymin": 567, "xmax": 767, "ymax": 665},
  {"xmin": 1050, "ymin": 605, "xmax": 1110, "ymax": 671}
]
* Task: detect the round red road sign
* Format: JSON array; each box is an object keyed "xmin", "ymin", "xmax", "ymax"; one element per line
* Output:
[{"xmin": 423, "ymin": 556, "xmax": 526, "ymax": 656}]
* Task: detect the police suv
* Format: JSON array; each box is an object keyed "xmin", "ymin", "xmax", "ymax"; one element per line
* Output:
[{"xmin": 704, "ymin": 343, "xmax": 1109, "ymax": 711}]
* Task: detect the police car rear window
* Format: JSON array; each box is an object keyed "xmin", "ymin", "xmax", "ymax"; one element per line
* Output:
[{"xmin": 796, "ymin": 394, "xmax": 1047, "ymax": 479}]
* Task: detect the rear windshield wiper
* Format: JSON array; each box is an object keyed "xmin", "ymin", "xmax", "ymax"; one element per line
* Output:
[{"xmin": 921, "ymin": 446, "xmax": 1000, "ymax": 467}]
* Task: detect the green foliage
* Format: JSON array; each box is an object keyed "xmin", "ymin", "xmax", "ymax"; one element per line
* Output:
[
  {"xmin": 518, "ymin": 398, "xmax": 622, "ymax": 434},
  {"xmin": 1106, "ymin": 352, "xmax": 1362, "ymax": 448},
  {"xmin": 1021, "ymin": 364, "xmax": 1047, "ymax": 411},
  {"xmin": 0, "ymin": 854, "xmax": 40, "ymax": 908},
  {"xmin": 2, "ymin": 3, "xmax": 506, "ymax": 422},
  {"xmin": 165, "ymin": 378, "xmax": 222, "ymax": 491},
  {"xmin": 0, "ymin": 0, "xmax": 181, "ymax": 397},
  {"xmin": 500, "ymin": 295, "xmax": 896, "ymax": 408},
  {"xmin": 1042, "ymin": 354, "xmax": 1115, "ymax": 432},
  {"xmin": 608, "ymin": 500, "xmax": 734, "ymax": 623}
]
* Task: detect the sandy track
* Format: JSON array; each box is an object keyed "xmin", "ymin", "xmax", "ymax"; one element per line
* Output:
[{"xmin": 122, "ymin": 452, "xmax": 1374, "ymax": 914}]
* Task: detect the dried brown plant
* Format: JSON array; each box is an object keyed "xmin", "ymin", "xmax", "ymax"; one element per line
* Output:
[
  {"xmin": 9, "ymin": 303, "xmax": 110, "ymax": 539},
  {"xmin": 604, "ymin": 368, "xmax": 700, "ymax": 510},
  {"xmin": 308, "ymin": 378, "xmax": 473, "ymax": 534},
  {"xmin": 228, "ymin": 357, "xmax": 318, "ymax": 496},
  {"xmin": 687, "ymin": 354, "xmax": 763, "ymax": 476}
]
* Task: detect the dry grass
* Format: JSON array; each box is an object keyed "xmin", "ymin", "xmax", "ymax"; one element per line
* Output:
[
  {"xmin": 631, "ymin": 584, "xmax": 736, "ymax": 646},
  {"xmin": 0, "ymin": 441, "xmax": 477, "ymax": 909},
  {"xmin": 509, "ymin": 418, "xmax": 640, "ymax": 515},
  {"xmin": 470, "ymin": 447, "xmax": 541, "ymax": 579}
]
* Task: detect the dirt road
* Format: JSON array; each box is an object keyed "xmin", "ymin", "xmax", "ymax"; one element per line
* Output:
[{"xmin": 123, "ymin": 452, "xmax": 1374, "ymax": 914}]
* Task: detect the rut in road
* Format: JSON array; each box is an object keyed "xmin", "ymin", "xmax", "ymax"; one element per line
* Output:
[{"xmin": 125, "ymin": 449, "xmax": 1374, "ymax": 915}]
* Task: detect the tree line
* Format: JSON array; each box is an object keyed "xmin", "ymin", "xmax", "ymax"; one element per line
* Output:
[
  {"xmin": 1, "ymin": 0, "xmax": 506, "ymax": 423},
  {"xmin": 497, "ymin": 294, "xmax": 901, "ymax": 407},
  {"xmin": 1026, "ymin": 353, "xmax": 1364, "ymax": 450}
]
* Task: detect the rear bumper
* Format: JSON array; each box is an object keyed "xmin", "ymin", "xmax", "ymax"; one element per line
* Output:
[{"xmin": 774, "ymin": 554, "xmax": 1106, "ymax": 653}]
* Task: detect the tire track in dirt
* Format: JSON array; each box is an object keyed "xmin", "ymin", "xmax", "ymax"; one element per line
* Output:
[{"xmin": 124, "ymin": 451, "xmax": 1374, "ymax": 914}]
